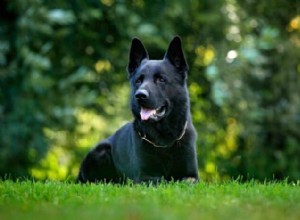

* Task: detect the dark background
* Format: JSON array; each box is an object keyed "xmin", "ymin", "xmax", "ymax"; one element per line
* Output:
[{"xmin": 1, "ymin": 0, "xmax": 300, "ymax": 181}]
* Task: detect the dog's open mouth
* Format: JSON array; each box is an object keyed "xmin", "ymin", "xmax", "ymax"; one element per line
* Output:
[{"xmin": 140, "ymin": 106, "xmax": 166, "ymax": 121}]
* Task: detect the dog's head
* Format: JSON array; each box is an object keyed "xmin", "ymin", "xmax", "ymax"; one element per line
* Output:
[{"xmin": 128, "ymin": 36, "xmax": 189, "ymax": 122}]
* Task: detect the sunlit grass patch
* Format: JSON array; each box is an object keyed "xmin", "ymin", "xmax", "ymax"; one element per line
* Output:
[{"xmin": 0, "ymin": 180, "xmax": 299, "ymax": 220}]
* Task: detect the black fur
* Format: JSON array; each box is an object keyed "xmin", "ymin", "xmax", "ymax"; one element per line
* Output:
[{"xmin": 77, "ymin": 36, "xmax": 199, "ymax": 184}]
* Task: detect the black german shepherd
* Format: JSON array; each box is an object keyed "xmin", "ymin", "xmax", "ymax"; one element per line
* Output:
[{"xmin": 77, "ymin": 36, "xmax": 199, "ymax": 183}]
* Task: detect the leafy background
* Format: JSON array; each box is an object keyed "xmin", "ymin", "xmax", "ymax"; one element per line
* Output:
[{"xmin": 0, "ymin": 0, "xmax": 299, "ymax": 181}]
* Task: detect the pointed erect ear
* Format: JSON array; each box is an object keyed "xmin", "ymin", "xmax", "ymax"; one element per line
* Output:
[
  {"xmin": 127, "ymin": 38, "xmax": 149, "ymax": 76},
  {"xmin": 164, "ymin": 36, "xmax": 189, "ymax": 72}
]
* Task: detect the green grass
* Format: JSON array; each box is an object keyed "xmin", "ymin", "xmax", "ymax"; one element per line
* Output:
[{"xmin": 0, "ymin": 180, "xmax": 299, "ymax": 220}]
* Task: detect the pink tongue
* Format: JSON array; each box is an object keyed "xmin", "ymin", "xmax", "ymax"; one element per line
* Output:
[{"xmin": 140, "ymin": 108, "xmax": 156, "ymax": 120}]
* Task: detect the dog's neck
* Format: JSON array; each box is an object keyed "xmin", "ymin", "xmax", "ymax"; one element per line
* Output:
[
  {"xmin": 134, "ymin": 108, "xmax": 190, "ymax": 147},
  {"xmin": 137, "ymin": 121, "xmax": 188, "ymax": 148}
]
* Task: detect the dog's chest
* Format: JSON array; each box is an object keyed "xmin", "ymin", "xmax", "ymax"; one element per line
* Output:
[{"xmin": 140, "ymin": 147, "xmax": 175, "ymax": 175}]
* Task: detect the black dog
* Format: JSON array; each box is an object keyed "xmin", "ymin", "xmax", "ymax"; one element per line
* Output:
[{"xmin": 77, "ymin": 36, "xmax": 199, "ymax": 184}]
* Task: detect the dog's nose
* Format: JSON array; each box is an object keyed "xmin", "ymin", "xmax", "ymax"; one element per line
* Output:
[{"xmin": 135, "ymin": 89, "xmax": 149, "ymax": 100}]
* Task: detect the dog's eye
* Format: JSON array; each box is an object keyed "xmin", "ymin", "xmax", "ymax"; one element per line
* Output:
[
  {"xmin": 135, "ymin": 78, "xmax": 143, "ymax": 85},
  {"xmin": 155, "ymin": 75, "xmax": 166, "ymax": 83}
]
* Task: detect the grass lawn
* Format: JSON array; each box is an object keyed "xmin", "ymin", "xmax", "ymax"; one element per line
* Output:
[{"xmin": 0, "ymin": 180, "xmax": 299, "ymax": 220}]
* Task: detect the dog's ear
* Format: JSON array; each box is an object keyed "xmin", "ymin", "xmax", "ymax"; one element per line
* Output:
[
  {"xmin": 164, "ymin": 36, "xmax": 189, "ymax": 73},
  {"xmin": 128, "ymin": 38, "xmax": 149, "ymax": 76}
]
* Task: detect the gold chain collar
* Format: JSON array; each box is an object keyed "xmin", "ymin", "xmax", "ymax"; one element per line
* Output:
[{"xmin": 138, "ymin": 121, "xmax": 188, "ymax": 148}]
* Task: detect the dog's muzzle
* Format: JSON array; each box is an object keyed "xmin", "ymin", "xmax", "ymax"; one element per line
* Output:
[
  {"xmin": 135, "ymin": 89, "xmax": 149, "ymax": 100},
  {"xmin": 135, "ymin": 89, "xmax": 167, "ymax": 121}
]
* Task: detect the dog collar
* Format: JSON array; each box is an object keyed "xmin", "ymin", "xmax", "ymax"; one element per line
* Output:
[{"xmin": 138, "ymin": 121, "xmax": 188, "ymax": 148}]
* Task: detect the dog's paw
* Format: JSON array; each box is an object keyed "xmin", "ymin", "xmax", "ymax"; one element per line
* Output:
[{"xmin": 182, "ymin": 177, "xmax": 198, "ymax": 184}]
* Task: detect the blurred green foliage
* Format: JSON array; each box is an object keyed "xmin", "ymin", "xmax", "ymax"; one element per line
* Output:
[{"xmin": 0, "ymin": 0, "xmax": 299, "ymax": 181}]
